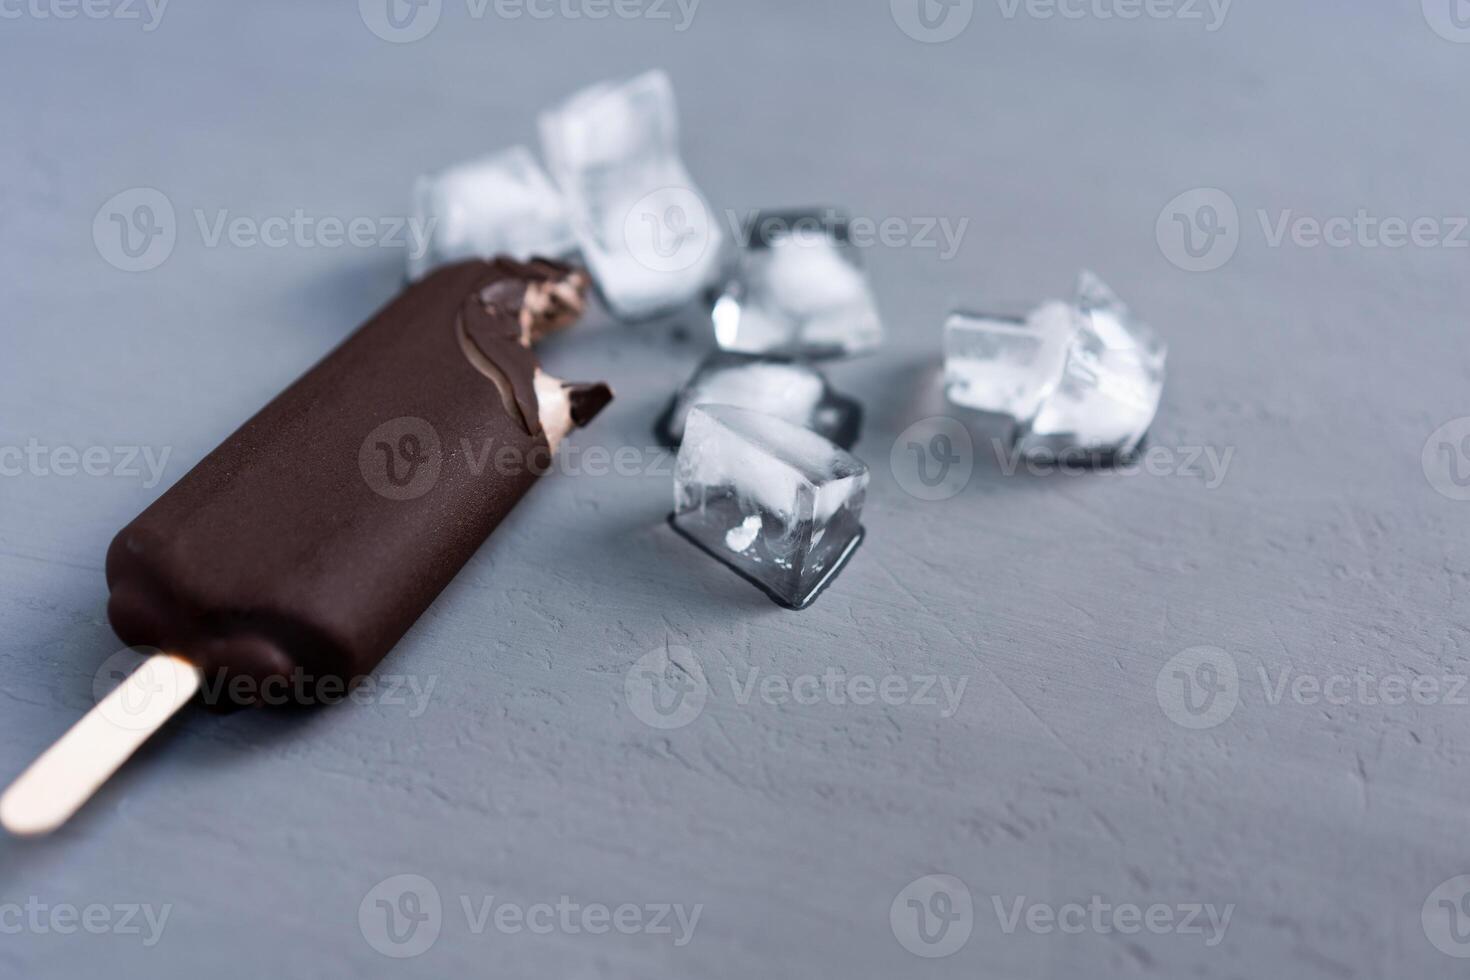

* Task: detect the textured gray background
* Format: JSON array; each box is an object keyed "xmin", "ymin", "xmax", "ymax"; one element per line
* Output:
[{"xmin": 2, "ymin": 0, "xmax": 1468, "ymax": 977}]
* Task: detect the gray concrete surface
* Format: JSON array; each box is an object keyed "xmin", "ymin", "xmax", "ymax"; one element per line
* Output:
[{"xmin": 2, "ymin": 1, "xmax": 1469, "ymax": 977}]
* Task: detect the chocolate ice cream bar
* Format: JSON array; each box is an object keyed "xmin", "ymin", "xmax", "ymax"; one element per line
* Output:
[{"xmin": 2, "ymin": 257, "xmax": 611, "ymax": 835}]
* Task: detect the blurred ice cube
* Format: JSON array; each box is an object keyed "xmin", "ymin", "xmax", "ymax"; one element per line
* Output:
[
  {"xmin": 408, "ymin": 145, "xmax": 576, "ymax": 281},
  {"xmin": 1016, "ymin": 273, "xmax": 1167, "ymax": 461},
  {"xmin": 540, "ymin": 70, "xmax": 724, "ymax": 320},
  {"xmin": 713, "ymin": 210, "xmax": 883, "ymax": 358},
  {"xmin": 658, "ymin": 351, "xmax": 863, "ymax": 449},
  {"xmin": 1074, "ymin": 270, "xmax": 1166, "ymax": 366},
  {"xmin": 943, "ymin": 302, "xmax": 1072, "ymax": 420},
  {"xmin": 672, "ymin": 405, "xmax": 868, "ymax": 609}
]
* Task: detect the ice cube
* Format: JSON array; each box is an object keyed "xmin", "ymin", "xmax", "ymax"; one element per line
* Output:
[
  {"xmin": 672, "ymin": 405, "xmax": 868, "ymax": 609},
  {"xmin": 1015, "ymin": 272, "xmax": 1167, "ymax": 461},
  {"xmin": 712, "ymin": 210, "xmax": 883, "ymax": 358},
  {"xmin": 943, "ymin": 272, "xmax": 1167, "ymax": 462},
  {"xmin": 408, "ymin": 146, "xmax": 576, "ymax": 281},
  {"xmin": 1074, "ymin": 270, "xmax": 1166, "ymax": 367},
  {"xmin": 539, "ymin": 70, "xmax": 724, "ymax": 320},
  {"xmin": 657, "ymin": 352, "xmax": 863, "ymax": 449},
  {"xmin": 943, "ymin": 301, "xmax": 1073, "ymax": 419}
]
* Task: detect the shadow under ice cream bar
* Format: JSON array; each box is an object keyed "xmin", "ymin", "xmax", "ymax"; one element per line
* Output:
[{"xmin": 0, "ymin": 258, "xmax": 612, "ymax": 837}]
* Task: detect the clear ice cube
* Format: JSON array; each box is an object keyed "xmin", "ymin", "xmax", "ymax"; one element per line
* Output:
[
  {"xmin": 672, "ymin": 405, "xmax": 869, "ymax": 609},
  {"xmin": 943, "ymin": 302, "xmax": 1073, "ymax": 419},
  {"xmin": 712, "ymin": 210, "xmax": 883, "ymax": 358},
  {"xmin": 658, "ymin": 351, "xmax": 863, "ymax": 449},
  {"xmin": 539, "ymin": 70, "xmax": 724, "ymax": 320},
  {"xmin": 408, "ymin": 146, "xmax": 576, "ymax": 281},
  {"xmin": 1016, "ymin": 272, "xmax": 1167, "ymax": 461}
]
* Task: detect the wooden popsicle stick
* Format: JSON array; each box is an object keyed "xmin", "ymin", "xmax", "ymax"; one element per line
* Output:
[
  {"xmin": 0, "ymin": 653, "xmax": 200, "ymax": 837},
  {"xmin": 3, "ymin": 359, "xmax": 604, "ymax": 839}
]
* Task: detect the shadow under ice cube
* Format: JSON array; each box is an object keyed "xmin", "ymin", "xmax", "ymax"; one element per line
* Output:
[{"xmin": 672, "ymin": 405, "xmax": 869, "ymax": 609}]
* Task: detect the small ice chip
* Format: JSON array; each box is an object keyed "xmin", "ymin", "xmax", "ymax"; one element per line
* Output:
[
  {"xmin": 672, "ymin": 405, "xmax": 868, "ymax": 609},
  {"xmin": 408, "ymin": 146, "xmax": 576, "ymax": 281},
  {"xmin": 540, "ymin": 70, "xmax": 724, "ymax": 320},
  {"xmin": 657, "ymin": 351, "xmax": 863, "ymax": 449},
  {"xmin": 943, "ymin": 302, "xmax": 1073, "ymax": 420},
  {"xmin": 713, "ymin": 209, "xmax": 883, "ymax": 358}
]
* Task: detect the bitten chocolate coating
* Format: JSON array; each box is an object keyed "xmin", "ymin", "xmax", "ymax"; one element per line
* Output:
[{"xmin": 105, "ymin": 259, "xmax": 601, "ymax": 709}]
